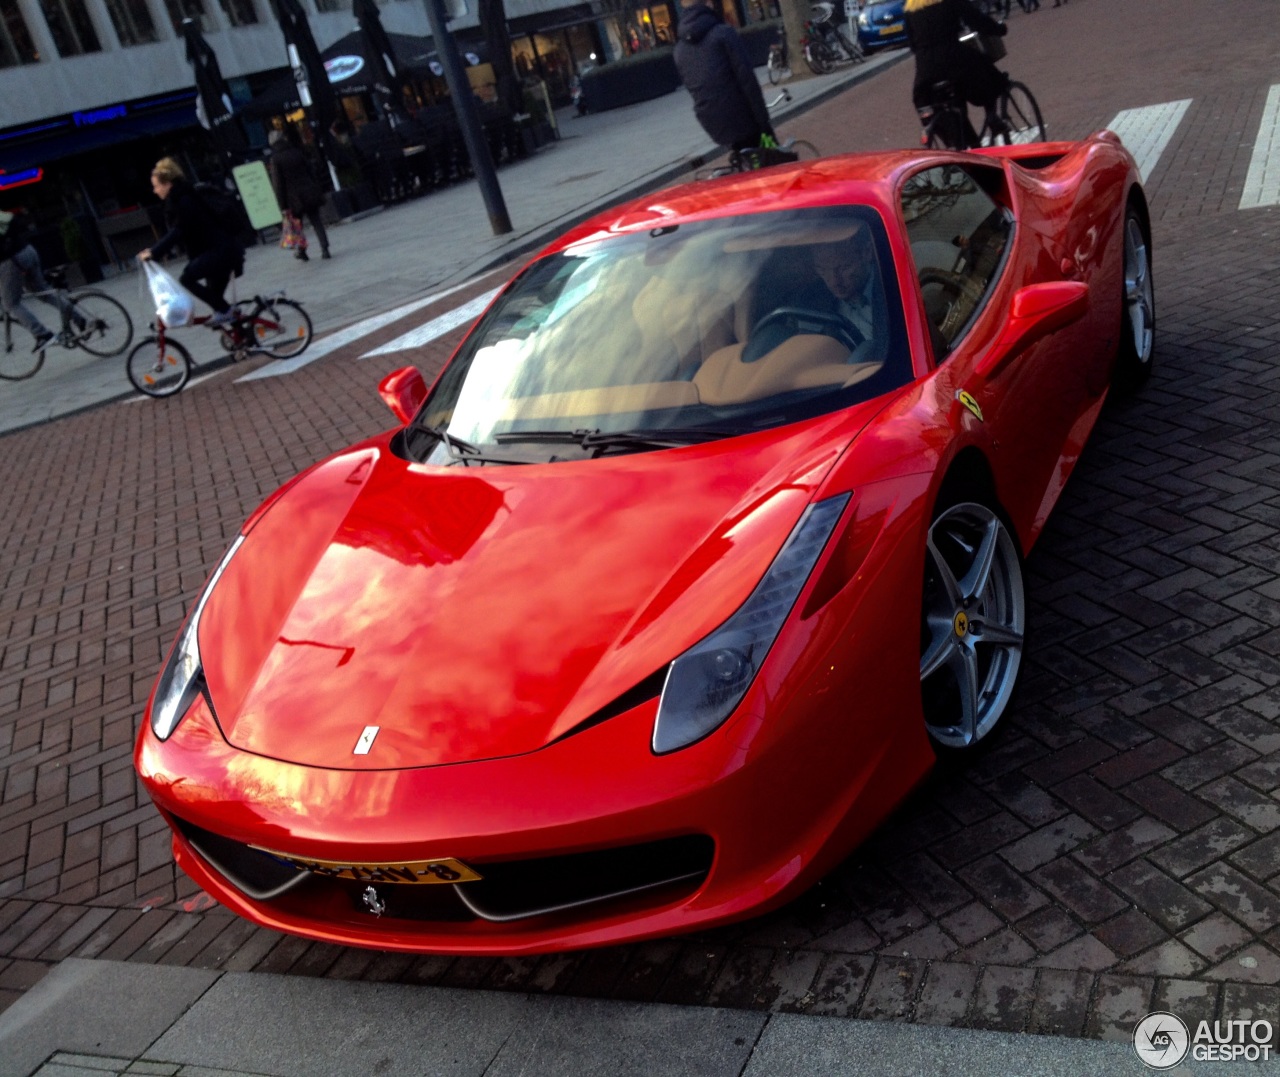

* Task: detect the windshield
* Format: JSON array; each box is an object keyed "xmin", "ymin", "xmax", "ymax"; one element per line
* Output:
[{"xmin": 404, "ymin": 206, "xmax": 911, "ymax": 465}]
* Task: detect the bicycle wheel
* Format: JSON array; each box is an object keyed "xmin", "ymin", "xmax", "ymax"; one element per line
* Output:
[
  {"xmin": 995, "ymin": 81, "xmax": 1046, "ymax": 145},
  {"xmin": 68, "ymin": 290, "xmax": 134, "ymax": 357},
  {"xmin": 767, "ymin": 46, "xmax": 790, "ymax": 84},
  {"xmin": 788, "ymin": 139, "xmax": 821, "ymax": 160},
  {"xmin": 249, "ymin": 298, "xmax": 313, "ymax": 359},
  {"xmin": 804, "ymin": 41, "xmax": 835, "ymax": 76},
  {"xmin": 126, "ymin": 335, "xmax": 192, "ymax": 398},
  {"xmin": 0, "ymin": 320, "xmax": 46, "ymax": 380}
]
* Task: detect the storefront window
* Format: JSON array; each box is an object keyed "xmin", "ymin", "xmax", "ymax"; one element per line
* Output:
[
  {"xmin": 217, "ymin": 0, "xmax": 257, "ymax": 24},
  {"xmin": 104, "ymin": 0, "xmax": 158, "ymax": 43},
  {"xmin": 39, "ymin": 0, "xmax": 102, "ymax": 55},
  {"xmin": 1, "ymin": 0, "xmax": 39, "ymax": 66},
  {"xmin": 161, "ymin": 0, "xmax": 214, "ymax": 34}
]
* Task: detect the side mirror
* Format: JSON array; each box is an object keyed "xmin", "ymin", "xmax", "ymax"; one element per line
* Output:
[
  {"xmin": 976, "ymin": 280, "xmax": 1089, "ymax": 378},
  {"xmin": 378, "ymin": 366, "xmax": 427, "ymax": 426}
]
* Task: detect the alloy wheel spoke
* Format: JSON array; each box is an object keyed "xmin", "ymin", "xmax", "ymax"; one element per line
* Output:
[
  {"xmin": 968, "ymin": 616, "xmax": 1023, "ymax": 648},
  {"xmin": 956, "ymin": 516, "xmax": 1000, "ymax": 604},
  {"xmin": 948, "ymin": 642, "xmax": 981, "ymax": 745},
  {"xmin": 920, "ymin": 622, "xmax": 958, "ymax": 680},
  {"xmin": 926, "ymin": 532, "xmax": 964, "ymax": 610}
]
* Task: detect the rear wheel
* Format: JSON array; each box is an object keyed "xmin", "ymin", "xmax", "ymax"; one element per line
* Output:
[
  {"xmin": 126, "ymin": 335, "xmax": 192, "ymax": 397},
  {"xmin": 68, "ymin": 290, "xmax": 133, "ymax": 356},
  {"xmin": 804, "ymin": 40, "xmax": 835, "ymax": 75},
  {"xmin": 767, "ymin": 45, "xmax": 790, "ymax": 84},
  {"xmin": 248, "ymin": 298, "xmax": 313, "ymax": 359},
  {"xmin": 920, "ymin": 501, "xmax": 1025, "ymax": 751},
  {"xmin": 787, "ymin": 139, "xmax": 820, "ymax": 160},
  {"xmin": 1113, "ymin": 205, "xmax": 1155, "ymax": 390},
  {"xmin": 992, "ymin": 81, "xmax": 1046, "ymax": 145}
]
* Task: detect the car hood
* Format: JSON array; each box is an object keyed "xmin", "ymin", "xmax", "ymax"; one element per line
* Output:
[{"xmin": 198, "ymin": 411, "xmax": 872, "ymax": 770}]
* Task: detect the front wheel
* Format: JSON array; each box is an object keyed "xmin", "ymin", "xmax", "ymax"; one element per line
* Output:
[
  {"xmin": 0, "ymin": 321, "xmax": 46, "ymax": 380},
  {"xmin": 126, "ymin": 335, "xmax": 192, "ymax": 397},
  {"xmin": 767, "ymin": 47, "xmax": 790, "ymax": 84},
  {"xmin": 920, "ymin": 501, "xmax": 1025, "ymax": 751},
  {"xmin": 787, "ymin": 139, "xmax": 820, "ymax": 160},
  {"xmin": 68, "ymin": 291, "xmax": 134, "ymax": 357},
  {"xmin": 804, "ymin": 41, "xmax": 835, "ymax": 76},
  {"xmin": 1113, "ymin": 205, "xmax": 1155, "ymax": 391},
  {"xmin": 248, "ymin": 298, "xmax": 313, "ymax": 359},
  {"xmin": 992, "ymin": 81, "xmax": 1046, "ymax": 145}
]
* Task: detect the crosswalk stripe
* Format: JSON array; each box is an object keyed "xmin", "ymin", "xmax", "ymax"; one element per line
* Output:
[
  {"xmin": 1241, "ymin": 84, "xmax": 1280, "ymax": 210},
  {"xmin": 1105, "ymin": 99, "xmax": 1191, "ymax": 183},
  {"xmin": 361, "ymin": 287, "xmax": 502, "ymax": 358}
]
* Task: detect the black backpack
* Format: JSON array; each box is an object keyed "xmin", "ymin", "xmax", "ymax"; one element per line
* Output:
[{"xmin": 194, "ymin": 182, "xmax": 253, "ymax": 243}]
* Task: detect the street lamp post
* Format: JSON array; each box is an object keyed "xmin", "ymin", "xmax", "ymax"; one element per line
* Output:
[{"xmin": 420, "ymin": 0, "xmax": 512, "ymax": 235}]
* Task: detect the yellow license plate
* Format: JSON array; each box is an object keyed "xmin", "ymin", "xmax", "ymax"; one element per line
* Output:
[
  {"xmin": 880, "ymin": 22, "xmax": 903, "ymax": 33},
  {"xmin": 256, "ymin": 849, "xmax": 482, "ymax": 885}
]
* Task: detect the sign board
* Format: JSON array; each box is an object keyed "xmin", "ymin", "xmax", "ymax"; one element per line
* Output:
[{"xmin": 232, "ymin": 161, "xmax": 283, "ymax": 230}]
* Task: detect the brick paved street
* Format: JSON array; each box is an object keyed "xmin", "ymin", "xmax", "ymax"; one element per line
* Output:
[{"xmin": 3, "ymin": 0, "xmax": 1280, "ymax": 1052}]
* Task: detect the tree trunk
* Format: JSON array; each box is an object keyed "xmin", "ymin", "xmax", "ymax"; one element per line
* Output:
[{"xmin": 780, "ymin": 0, "xmax": 812, "ymax": 78}]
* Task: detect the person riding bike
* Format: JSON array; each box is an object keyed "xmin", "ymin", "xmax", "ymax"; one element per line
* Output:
[
  {"xmin": 904, "ymin": 0, "xmax": 1008, "ymax": 146},
  {"xmin": 140, "ymin": 158, "xmax": 244, "ymax": 327},
  {"xmin": 674, "ymin": 0, "xmax": 779, "ymax": 155}
]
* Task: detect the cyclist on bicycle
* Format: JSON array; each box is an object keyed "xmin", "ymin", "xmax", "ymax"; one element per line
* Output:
[
  {"xmin": 674, "ymin": 0, "xmax": 778, "ymax": 155},
  {"xmin": 904, "ymin": 0, "xmax": 1008, "ymax": 145},
  {"xmin": 140, "ymin": 158, "xmax": 244, "ymax": 328},
  {"xmin": 0, "ymin": 207, "xmax": 67, "ymax": 350}
]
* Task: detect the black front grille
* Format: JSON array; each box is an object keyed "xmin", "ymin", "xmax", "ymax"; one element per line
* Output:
[{"xmin": 174, "ymin": 816, "xmax": 307, "ymax": 900}]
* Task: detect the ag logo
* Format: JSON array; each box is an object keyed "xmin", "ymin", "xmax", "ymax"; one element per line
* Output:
[{"xmin": 1134, "ymin": 1012, "xmax": 1190, "ymax": 1069}]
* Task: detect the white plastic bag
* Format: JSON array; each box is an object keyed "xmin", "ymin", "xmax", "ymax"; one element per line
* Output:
[{"xmin": 143, "ymin": 260, "xmax": 195, "ymax": 328}]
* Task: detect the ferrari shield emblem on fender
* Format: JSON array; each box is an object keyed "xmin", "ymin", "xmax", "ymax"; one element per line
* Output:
[
  {"xmin": 956, "ymin": 390, "xmax": 984, "ymax": 423},
  {"xmin": 353, "ymin": 725, "xmax": 379, "ymax": 754}
]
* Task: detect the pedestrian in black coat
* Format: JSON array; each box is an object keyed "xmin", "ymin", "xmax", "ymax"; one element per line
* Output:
[
  {"xmin": 269, "ymin": 129, "xmax": 331, "ymax": 260},
  {"xmin": 673, "ymin": 0, "xmax": 776, "ymax": 152}
]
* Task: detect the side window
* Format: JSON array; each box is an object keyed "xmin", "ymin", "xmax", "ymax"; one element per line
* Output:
[{"xmin": 901, "ymin": 165, "xmax": 1012, "ymax": 358}]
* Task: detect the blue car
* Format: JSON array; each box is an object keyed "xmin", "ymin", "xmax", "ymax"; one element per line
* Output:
[{"xmin": 856, "ymin": 0, "xmax": 908, "ymax": 51}]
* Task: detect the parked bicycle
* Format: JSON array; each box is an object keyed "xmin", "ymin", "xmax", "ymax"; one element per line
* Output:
[
  {"xmin": 0, "ymin": 266, "xmax": 134, "ymax": 380},
  {"xmin": 916, "ymin": 32, "xmax": 1045, "ymax": 150},
  {"xmin": 126, "ymin": 292, "xmax": 313, "ymax": 398},
  {"xmin": 803, "ymin": 1, "xmax": 864, "ymax": 75},
  {"xmin": 767, "ymin": 24, "xmax": 792, "ymax": 84}
]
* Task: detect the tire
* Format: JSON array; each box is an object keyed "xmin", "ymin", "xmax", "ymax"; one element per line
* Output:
[
  {"xmin": 249, "ymin": 298, "xmax": 313, "ymax": 359},
  {"xmin": 804, "ymin": 41, "xmax": 835, "ymax": 76},
  {"xmin": 788, "ymin": 139, "xmax": 821, "ymax": 160},
  {"xmin": 127, "ymin": 335, "xmax": 192, "ymax": 397},
  {"xmin": 0, "ymin": 322, "xmax": 46, "ymax": 380},
  {"xmin": 920, "ymin": 500, "xmax": 1025, "ymax": 751},
  {"xmin": 68, "ymin": 290, "xmax": 134, "ymax": 357},
  {"xmin": 767, "ymin": 47, "xmax": 790, "ymax": 84},
  {"xmin": 1113, "ymin": 204, "xmax": 1155, "ymax": 391},
  {"xmin": 994, "ymin": 81, "xmax": 1046, "ymax": 145}
]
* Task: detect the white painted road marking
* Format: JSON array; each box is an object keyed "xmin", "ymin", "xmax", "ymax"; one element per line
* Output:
[
  {"xmin": 1241, "ymin": 84, "xmax": 1280, "ymax": 209},
  {"xmin": 361, "ymin": 287, "xmax": 502, "ymax": 358},
  {"xmin": 1105, "ymin": 99, "xmax": 1192, "ymax": 182}
]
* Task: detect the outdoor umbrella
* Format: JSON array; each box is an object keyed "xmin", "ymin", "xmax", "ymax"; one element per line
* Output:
[
  {"xmin": 354, "ymin": 0, "xmax": 411, "ymax": 122},
  {"xmin": 273, "ymin": 0, "xmax": 338, "ymax": 138},
  {"xmin": 183, "ymin": 18, "xmax": 249, "ymax": 162}
]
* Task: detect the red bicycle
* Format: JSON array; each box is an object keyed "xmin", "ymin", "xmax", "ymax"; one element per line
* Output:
[{"xmin": 126, "ymin": 292, "xmax": 312, "ymax": 398}]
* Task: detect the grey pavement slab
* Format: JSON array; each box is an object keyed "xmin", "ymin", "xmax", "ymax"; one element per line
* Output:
[
  {"xmin": 0, "ymin": 54, "xmax": 906, "ymax": 437},
  {"xmin": 0, "ymin": 958, "xmax": 219, "ymax": 1077}
]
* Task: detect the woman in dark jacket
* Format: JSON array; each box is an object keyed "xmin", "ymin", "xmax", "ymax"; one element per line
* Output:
[
  {"xmin": 140, "ymin": 157, "xmax": 243, "ymax": 324},
  {"xmin": 905, "ymin": 0, "xmax": 1008, "ymax": 123},
  {"xmin": 269, "ymin": 129, "xmax": 330, "ymax": 260}
]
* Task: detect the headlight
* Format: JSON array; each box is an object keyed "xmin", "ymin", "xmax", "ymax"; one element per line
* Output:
[
  {"xmin": 652, "ymin": 494, "xmax": 850, "ymax": 754},
  {"xmin": 857, "ymin": 11, "xmax": 870, "ymax": 27},
  {"xmin": 150, "ymin": 536, "xmax": 244, "ymax": 740}
]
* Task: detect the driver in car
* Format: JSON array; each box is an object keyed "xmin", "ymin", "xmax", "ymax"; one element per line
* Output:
[{"xmin": 810, "ymin": 224, "xmax": 884, "ymax": 348}]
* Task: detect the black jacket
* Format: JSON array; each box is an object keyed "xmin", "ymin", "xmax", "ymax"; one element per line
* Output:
[
  {"xmin": 0, "ymin": 209, "xmax": 33, "ymax": 263},
  {"xmin": 270, "ymin": 144, "xmax": 326, "ymax": 216},
  {"xmin": 904, "ymin": 0, "xmax": 1006, "ymax": 107},
  {"xmin": 674, "ymin": 5, "xmax": 775, "ymax": 150},
  {"xmin": 151, "ymin": 179, "xmax": 240, "ymax": 261}
]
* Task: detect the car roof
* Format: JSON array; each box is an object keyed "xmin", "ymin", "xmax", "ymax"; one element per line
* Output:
[{"xmin": 539, "ymin": 152, "xmax": 939, "ymax": 256}]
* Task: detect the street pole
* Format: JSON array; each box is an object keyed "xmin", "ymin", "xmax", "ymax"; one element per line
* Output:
[{"xmin": 420, "ymin": 0, "xmax": 513, "ymax": 235}]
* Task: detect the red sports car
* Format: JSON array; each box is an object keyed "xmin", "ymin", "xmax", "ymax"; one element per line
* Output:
[{"xmin": 135, "ymin": 133, "xmax": 1154, "ymax": 954}]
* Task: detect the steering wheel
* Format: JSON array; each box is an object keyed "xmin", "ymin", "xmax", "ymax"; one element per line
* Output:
[
  {"xmin": 919, "ymin": 269, "xmax": 983, "ymax": 340},
  {"xmin": 749, "ymin": 306, "xmax": 864, "ymax": 356}
]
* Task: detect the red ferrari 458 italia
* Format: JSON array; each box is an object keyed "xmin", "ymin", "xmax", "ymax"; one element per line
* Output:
[{"xmin": 135, "ymin": 133, "xmax": 1154, "ymax": 955}]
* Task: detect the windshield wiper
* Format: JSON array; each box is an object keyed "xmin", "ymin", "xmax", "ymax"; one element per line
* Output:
[
  {"xmin": 494, "ymin": 427, "xmax": 723, "ymax": 456},
  {"xmin": 415, "ymin": 423, "xmax": 530, "ymax": 466}
]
